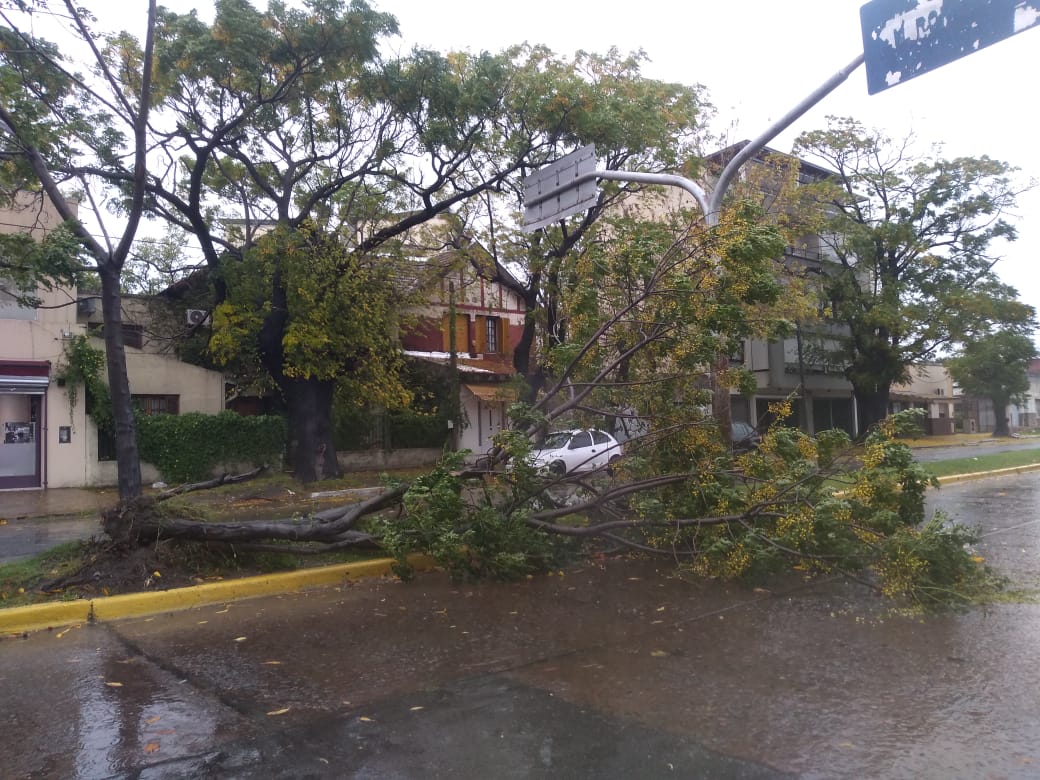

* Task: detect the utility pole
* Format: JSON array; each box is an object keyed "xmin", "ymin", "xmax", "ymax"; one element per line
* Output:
[{"xmin": 448, "ymin": 280, "xmax": 460, "ymax": 451}]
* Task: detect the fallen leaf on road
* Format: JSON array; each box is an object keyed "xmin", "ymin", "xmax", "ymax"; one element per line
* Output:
[
  {"xmin": 650, "ymin": 650, "xmax": 668, "ymax": 657},
  {"xmin": 359, "ymin": 716, "xmax": 374, "ymax": 722},
  {"xmin": 105, "ymin": 681, "xmax": 124, "ymax": 687},
  {"xmin": 409, "ymin": 706, "xmax": 424, "ymax": 711},
  {"xmin": 656, "ymin": 606, "xmax": 666, "ymax": 612},
  {"xmin": 234, "ymin": 636, "xmax": 247, "ymax": 642},
  {"xmin": 262, "ymin": 660, "xmax": 283, "ymax": 665},
  {"xmin": 144, "ymin": 743, "xmax": 159, "ymax": 754},
  {"xmin": 145, "ymin": 716, "xmax": 161, "ymax": 725},
  {"xmin": 266, "ymin": 708, "xmax": 291, "ymax": 716}
]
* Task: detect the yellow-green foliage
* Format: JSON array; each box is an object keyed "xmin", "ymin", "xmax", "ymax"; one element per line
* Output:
[{"xmin": 209, "ymin": 223, "xmax": 411, "ymax": 408}]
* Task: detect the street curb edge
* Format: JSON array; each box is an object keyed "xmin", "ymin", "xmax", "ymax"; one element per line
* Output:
[{"xmin": 1, "ymin": 553, "xmax": 434, "ymax": 637}]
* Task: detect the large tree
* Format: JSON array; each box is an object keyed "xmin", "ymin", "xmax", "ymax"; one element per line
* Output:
[
  {"xmin": 110, "ymin": 2, "xmax": 691, "ymax": 480},
  {"xmin": 133, "ymin": 7, "xmax": 712, "ymax": 480},
  {"xmin": 794, "ymin": 117, "xmax": 1034, "ymax": 432},
  {"xmin": 0, "ymin": 0, "xmax": 159, "ymax": 499},
  {"xmin": 948, "ymin": 330, "xmax": 1037, "ymax": 438}
]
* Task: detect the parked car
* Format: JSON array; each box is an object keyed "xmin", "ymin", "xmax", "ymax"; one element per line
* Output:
[
  {"xmin": 731, "ymin": 421, "xmax": 763, "ymax": 452},
  {"xmin": 529, "ymin": 429, "xmax": 623, "ymax": 475}
]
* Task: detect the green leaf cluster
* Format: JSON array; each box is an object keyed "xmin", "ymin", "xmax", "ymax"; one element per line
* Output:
[
  {"xmin": 136, "ymin": 411, "xmax": 286, "ymax": 484},
  {"xmin": 56, "ymin": 335, "xmax": 112, "ymax": 432},
  {"xmin": 210, "ymin": 223, "xmax": 410, "ymax": 406},
  {"xmin": 379, "ymin": 454, "xmax": 567, "ymax": 582}
]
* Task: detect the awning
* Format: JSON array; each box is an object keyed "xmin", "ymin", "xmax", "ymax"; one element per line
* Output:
[
  {"xmin": 0, "ymin": 375, "xmax": 49, "ymax": 394},
  {"xmin": 463, "ymin": 383, "xmax": 517, "ymax": 403}
]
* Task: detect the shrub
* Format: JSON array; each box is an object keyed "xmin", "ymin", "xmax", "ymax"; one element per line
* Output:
[{"xmin": 136, "ymin": 411, "xmax": 285, "ymax": 483}]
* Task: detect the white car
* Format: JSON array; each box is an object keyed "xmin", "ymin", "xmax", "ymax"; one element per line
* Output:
[{"xmin": 529, "ymin": 429, "xmax": 623, "ymax": 475}]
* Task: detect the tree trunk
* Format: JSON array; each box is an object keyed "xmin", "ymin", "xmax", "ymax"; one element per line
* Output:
[
  {"xmin": 512, "ymin": 288, "xmax": 545, "ymax": 403},
  {"xmin": 104, "ymin": 481, "xmax": 407, "ymax": 546},
  {"xmin": 100, "ymin": 266, "xmax": 142, "ymax": 500},
  {"xmin": 992, "ymin": 399, "xmax": 1010, "ymax": 437},
  {"xmin": 285, "ymin": 377, "xmax": 340, "ymax": 483},
  {"xmin": 256, "ymin": 268, "xmax": 339, "ymax": 483},
  {"xmin": 852, "ymin": 382, "xmax": 891, "ymax": 436}
]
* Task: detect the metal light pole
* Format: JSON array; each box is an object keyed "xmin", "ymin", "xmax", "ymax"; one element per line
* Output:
[{"xmin": 523, "ymin": 55, "xmax": 865, "ymax": 437}]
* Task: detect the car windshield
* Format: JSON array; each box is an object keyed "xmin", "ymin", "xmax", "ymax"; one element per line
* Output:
[
  {"xmin": 540, "ymin": 432, "xmax": 572, "ymax": 449},
  {"xmin": 733, "ymin": 423, "xmax": 753, "ymax": 438}
]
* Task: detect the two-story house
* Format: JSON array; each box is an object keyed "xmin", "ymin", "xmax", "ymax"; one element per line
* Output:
[{"xmin": 399, "ymin": 246, "xmax": 526, "ymax": 458}]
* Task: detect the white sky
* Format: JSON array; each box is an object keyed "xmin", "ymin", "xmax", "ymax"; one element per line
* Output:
[{"xmin": 111, "ymin": 1, "xmax": 1039, "ymax": 327}]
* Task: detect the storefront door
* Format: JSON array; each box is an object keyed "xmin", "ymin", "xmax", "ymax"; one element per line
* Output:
[{"xmin": 0, "ymin": 370, "xmax": 47, "ymax": 489}]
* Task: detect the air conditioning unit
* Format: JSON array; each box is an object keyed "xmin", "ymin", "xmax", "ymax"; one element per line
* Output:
[{"xmin": 186, "ymin": 309, "xmax": 210, "ymax": 326}]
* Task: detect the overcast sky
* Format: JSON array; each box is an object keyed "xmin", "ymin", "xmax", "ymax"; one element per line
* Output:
[{"xmin": 111, "ymin": 1, "xmax": 1038, "ymax": 328}]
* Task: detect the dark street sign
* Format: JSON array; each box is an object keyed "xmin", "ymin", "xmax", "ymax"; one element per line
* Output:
[
  {"xmin": 861, "ymin": 0, "xmax": 1040, "ymax": 94},
  {"xmin": 523, "ymin": 144, "xmax": 599, "ymax": 232}
]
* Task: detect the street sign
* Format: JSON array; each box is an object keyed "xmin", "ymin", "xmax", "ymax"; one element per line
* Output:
[
  {"xmin": 522, "ymin": 144, "xmax": 599, "ymax": 232},
  {"xmin": 861, "ymin": 0, "xmax": 1040, "ymax": 95}
]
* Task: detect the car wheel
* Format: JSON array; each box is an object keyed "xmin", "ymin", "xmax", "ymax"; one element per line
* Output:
[{"xmin": 549, "ymin": 460, "xmax": 567, "ymax": 476}]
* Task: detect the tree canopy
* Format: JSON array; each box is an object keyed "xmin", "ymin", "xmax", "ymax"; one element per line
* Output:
[
  {"xmin": 794, "ymin": 117, "xmax": 1034, "ymax": 431},
  {"xmin": 948, "ymin": 330, "xmax": 1037, "ymax": 438}
]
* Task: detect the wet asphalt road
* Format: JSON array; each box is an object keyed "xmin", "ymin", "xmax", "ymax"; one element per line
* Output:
[{"xmin": 1, "ymin": 472, "xmax": 1039, "ymax": 779}]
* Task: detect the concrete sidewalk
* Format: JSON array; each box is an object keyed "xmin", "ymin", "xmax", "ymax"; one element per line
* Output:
[
  {"xmin": 0, "ymin": 486, "xmax": 112, "ymax": 520},
  {"xmin": 0, "ymin": 488, "xmax": 111, "ymax": 563}
]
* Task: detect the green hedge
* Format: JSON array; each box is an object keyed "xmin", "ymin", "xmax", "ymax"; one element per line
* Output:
[{"xmin": 136, "ymin": 411, "xmax": 286, "ymax": 484}]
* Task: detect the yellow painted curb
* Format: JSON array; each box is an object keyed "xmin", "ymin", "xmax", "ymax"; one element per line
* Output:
[
  {"xmin": 1, "ymin": 554, "xmax": 434, "ymax": 637},
  {"xmin": 936, "ymin": 462, "xmax": 1040, "ymax": 484}
]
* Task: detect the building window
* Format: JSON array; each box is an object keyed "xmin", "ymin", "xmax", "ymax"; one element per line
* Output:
[
  {"xmin": 123, "ymin": 324, "xmax": 144, "ymax": 349},
  {"xmin": 485, "ymin": 316, "xmax": 500, "ymax": 354},
  {"xmin": 0, "ymin": 277, "xmax": 37, "ymax": 321},
  {"xmin": 135, "ymin": 394, "xmax": 179, "ymax": 416},
  {"xmin": 97, "ymin": 429, "xmax": 116, "ymax": 461}
]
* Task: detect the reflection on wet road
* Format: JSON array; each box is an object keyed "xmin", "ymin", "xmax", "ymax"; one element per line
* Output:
[{"xmin": 1, "ymin": 472, "xmax": 1038, "ymax": 778}]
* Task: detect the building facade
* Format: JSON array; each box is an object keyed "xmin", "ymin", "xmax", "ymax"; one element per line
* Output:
[
  {"xmin": 1, "ymin": 195, "xmax": 225, "ymax": 490},
  {"xmin": 399, "ymin": 249, "xmax": 526, "ymax": 458}
]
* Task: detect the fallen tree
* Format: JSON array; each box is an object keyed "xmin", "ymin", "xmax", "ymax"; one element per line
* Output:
[{"xmin": 84, "ymin": 213, "xmax": 1002, "ymax": 609}]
